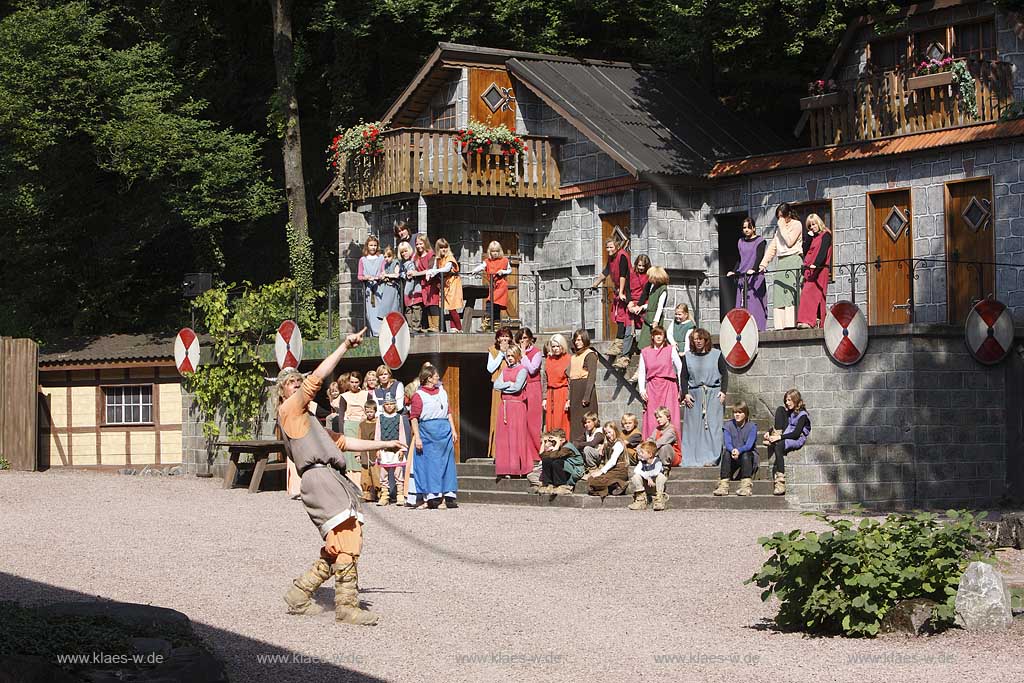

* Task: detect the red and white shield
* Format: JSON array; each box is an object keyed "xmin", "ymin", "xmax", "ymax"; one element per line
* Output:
[
  {"xmin": 174, "ymin": 328, "xmax": 201, "ymax": 375},
  {"xmin": 965, "ymin": 298, "xmax": 1013, "ymax": 365},
  {"xmin": 275, "ymin": 320, "xmax": 303, "ymax": 370},
  {"xmin": 720, "ymin": 308, "xmax": 759, "ymax": 369},
  {"xmin": 824, "ymin": 301, "xmax": 868, "ymax": 366},
  {"xmin": 378, "ymin": 312, "xmax": 411, "ymax": 370}
]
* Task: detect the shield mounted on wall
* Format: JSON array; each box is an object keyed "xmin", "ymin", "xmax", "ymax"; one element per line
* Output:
[
  {"xmin": 720, "ymin": 308, "xmax": 759, "ymax": 370},
  {"xmin": 965, "ymin": 298, "xmax": 1013, "ymax": 365},
  {"xmin": 823, "ymin": 301, "xmax": 869, "ymax": 366}
]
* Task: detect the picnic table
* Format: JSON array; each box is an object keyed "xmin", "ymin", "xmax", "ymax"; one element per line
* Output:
[{"xmin": 218, "ymin": 439, "xmax": 289, "ymax": 493}]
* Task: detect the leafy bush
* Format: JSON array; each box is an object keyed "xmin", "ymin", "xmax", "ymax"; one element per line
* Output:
[
  {"xmin": 747, "ymin": 510, "xmax": 993, "ymax": 637},
  {"xmin": 951, "ymin": 61, "xmax": 978, "ymax": 121},
  {"xmin": 0, "ymin": 456, "xmax": 9, "ymax": 470}
]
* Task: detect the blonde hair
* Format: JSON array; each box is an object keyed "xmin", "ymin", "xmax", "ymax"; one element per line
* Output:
[
  {"xmin": 363, "ymin": 370, "xmax": 379, "ymax": 389},
  {"xmin": 414, "ymin": 233, "xmax": 430, "ymax": 250},
  {"xmin": 486, "ymin": 240, "xmax": 505, "ymax": 258},
  {"xmin": 620, "ymin": 412, "xmax": 638, "ymax": 427},
  {"xmin": 806, "ymin": 213, "xmax": 830, "ymax": 234},
  {"xmin": 547, "ymin": 333, "xmax": 570, "ymax": 355},
  {"xmin": 647, "ymin": 266, "xmax": 669, "ymax": 287},
  {"xmin": 274, "ymin": 367, "xmax": 303, "ymax": 406},
  {"xmin": 602, "ymin": 420, "xmax": 625, "ymax": 445},
  {"xmin": 434, "ymin": 237, "xmax": 450, "ymax": 253},
  {"xmin": 637, "ymin": 440, "xmax": 658, "ymax": 457},
  {"xmin": 375, "ymin": 364, "xmax": 393, "ymax": 384},
  {"xmin": 397, "ymin": 241, "xmax": 413, "ymax": 259},
  {"xmin": 675, "ymin": 303, "xmax": 690, "ymax": 317},
  {"xmin": 505, "ymin": 344, "xmax": 523, "ymax": 364},
  {"xmin": 654, "ymin": 406, "xmax": 672, "ymax": 419},
  {"xmin": 383, "ymin": 245, "xmax": 395, "ymax": 260}
]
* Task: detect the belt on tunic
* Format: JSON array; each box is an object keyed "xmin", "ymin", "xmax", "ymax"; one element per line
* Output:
[
  {"xmin": 299, "ymin": 462, "xmax": 336, "ymax": 477},
  {"xmin": 501, "ymin": 397, "xmax": 526, "ymax": 424}
]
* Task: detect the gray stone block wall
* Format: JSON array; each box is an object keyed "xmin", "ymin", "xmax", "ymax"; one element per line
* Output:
[
  {"xmin": 584, "ymin": 327, "xmax": 1009, "ymax": 511},
  {"xmin": 413, "ymin": 69, "xmax": 465, "ymax": 128}
]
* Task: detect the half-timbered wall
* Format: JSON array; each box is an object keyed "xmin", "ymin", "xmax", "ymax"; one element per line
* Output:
[{"xmin": 38, "ymin": 366, "xmax": 183, "ymax": 468}]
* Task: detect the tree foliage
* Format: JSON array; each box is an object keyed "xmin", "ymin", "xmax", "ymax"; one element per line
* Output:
[{"xmin": 0, "ymin": 1, "xmax": 277, "ymax": 340}]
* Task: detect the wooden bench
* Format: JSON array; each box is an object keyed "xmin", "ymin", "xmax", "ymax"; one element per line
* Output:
[{"xmin": 218, "ymin": 440, "xmax": 289, "ymax": 493}]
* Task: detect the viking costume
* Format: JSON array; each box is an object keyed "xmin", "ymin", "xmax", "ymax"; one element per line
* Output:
[
  {"xmin": 681, "ymin": 348, "xmax": 729, "ymax": 466},
  {"xmin": 567, "ymin": 347, "xmax": 599, "ymax": 447}
]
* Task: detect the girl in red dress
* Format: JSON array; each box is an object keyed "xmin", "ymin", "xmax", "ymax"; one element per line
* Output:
[
  {"xmin": 543, "ymin": 334, "xmax": 571, "ymax": 436},
  {"xmin": 796, "ymin": 214, "xmax": 832, "ymax": 329},
  {"xmin": 471, "ymin": 241, "xmax": 512, "ymax": 331}
]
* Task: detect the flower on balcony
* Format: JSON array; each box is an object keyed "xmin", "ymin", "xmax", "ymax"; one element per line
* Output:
[
  {"xmin": 326, "ymin": 120, "xmax": 390, "ymax": 200},
  {"xmin": 912, "ymin": 56, "xmax": 954, "ymax": 76},
  {"xmin": 806, "ymin": 79, "xmax": 838, "ymax": 97},
  {"xmin": 326, "ymin": 120, "xmax": 389, "ymax": 171},
  {"xmin": 455, "ymin": 120, "xmax": 526, "ymax": 156}
]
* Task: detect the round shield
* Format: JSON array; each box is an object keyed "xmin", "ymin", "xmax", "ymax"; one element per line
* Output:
[
  {"xmin": 720, "ymin": 308, "xmax": 759, "ymax": 369},
  {"xmin": 173, "ymin": 328, "xmax": 201, "ymax": 375},
  {"xmin": 965, "ymin": 298, "xmax": 1014, "ymax": 365},
  {"xmin": 275, "ymin": 320, "xmax": 303, "ymax": 370},
  {"xmin": 824, "ymin": 301, "xmax": 869, "ymax": 366},
  {"xmin": 378, "ymin": 311, "xmax": 411, "ymax": 370}
]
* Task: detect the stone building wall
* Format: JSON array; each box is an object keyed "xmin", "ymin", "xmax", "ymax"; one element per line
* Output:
[
  {"xmin": 586, "ymin": 326, "xmax": 1013, "ymax": 510},
  {"xmin": 705, "ymin": 139, "xmax": 1024, "ymax": 327}
]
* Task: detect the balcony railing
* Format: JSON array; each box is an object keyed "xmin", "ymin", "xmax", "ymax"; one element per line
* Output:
[
  {"xmin": 328, "ymin": 127, "xmax": 561, "ymax": 203},
  {"xmin": 804, "ymin": 59, "xmax": 1015, "ymax": 147}
]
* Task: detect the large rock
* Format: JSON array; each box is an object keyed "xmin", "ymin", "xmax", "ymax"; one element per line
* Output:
[
  {"xmin": 954, "ymin": 561, "xmax": 1013, "ymax": 631},
  {"xmin": 0, "ymin": 655, "xmax": 82, "ymax": 683},
  {"xmin": 993, "ymin": 513, "xmax": 1024, "ymax": 549},
  {"xmin": 38, "ymin": 602, "xmax": 191, "ymax": 632},
  {"xmin": 880, "ymin": 598, "xmax": 938, "ymax": 635}
]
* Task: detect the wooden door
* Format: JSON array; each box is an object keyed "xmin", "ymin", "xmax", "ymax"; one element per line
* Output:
[
  {"xmin": 480, "ymin": 231, "xmax": 519, "ymax": 321},
  {"xmin": 601, "ymin": 212, "xmax": 631, "ymax": 341},
  {"xmin": 867, "ymin": 189, "xmax": 913, "ymax": 324},
  {"xmin": 469, "ymin": 68, "xmax": 516, "ymax": 129},
  {"xmin": 945, "ymin": 178, "xmax": 995, "ymax": 324}
]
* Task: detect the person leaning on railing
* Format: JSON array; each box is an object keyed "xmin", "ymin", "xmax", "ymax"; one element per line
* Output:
[
  {"xmin": 759, "ymin": 203, "xmax": 803, "ymax": 330},
  {"xmin": 796, "ymin": 214, "xmax": 833, "ymax": 329},
  {"xmin": 470, "ymin": 241, "xmax": 512, "ymax": 332}
]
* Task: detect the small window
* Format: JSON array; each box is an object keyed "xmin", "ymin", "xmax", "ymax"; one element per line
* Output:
[
  {"xmin": 954, "ymin": 21, "xmax": 996, "ymax": 61},
  {"xmin": 431, "ymin": 102, "xmax": 455, "ymax": 130},
  {"xmin": 104, "ymin": 385, "xmax": 153, "ymax": 425},
  {"xmin": 869, "ymin": 35, "xmax": 907, "ymax": 72}
]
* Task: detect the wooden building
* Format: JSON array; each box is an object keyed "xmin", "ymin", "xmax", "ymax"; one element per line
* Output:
[{"xmin": 38, "ymin": 335, "xmax": 185, "ymax": 469}]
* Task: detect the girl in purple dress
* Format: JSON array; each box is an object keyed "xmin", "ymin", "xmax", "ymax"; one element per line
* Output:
[{"xmin": 727, "ymin": 218, "xmax": 767, "ymax": 331}]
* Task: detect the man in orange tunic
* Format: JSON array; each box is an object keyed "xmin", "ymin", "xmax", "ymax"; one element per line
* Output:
[{"xmin": 279, "ymin": 328, "xmax": 406, "ymax": 626}]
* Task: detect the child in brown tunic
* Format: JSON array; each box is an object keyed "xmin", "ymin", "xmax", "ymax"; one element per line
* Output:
[{"xmin": 358, "ymin": 399, "xmax": 381, "ymax": 502}]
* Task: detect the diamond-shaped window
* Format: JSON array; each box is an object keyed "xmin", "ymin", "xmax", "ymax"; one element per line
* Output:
[
  {"xmin": 481, "ymin": 83, "xmax": 506, "ymax": 112},
  {"xmin": 961, "ymin": 196, "xmax": 991, "ymax": 233},
  {"xmin": 925, "ymin": 42, "xmax": 946, "ymax": 62},
  {"xmin": 883, "ymin": 205, "xmax": 909, "ymax": 242}
]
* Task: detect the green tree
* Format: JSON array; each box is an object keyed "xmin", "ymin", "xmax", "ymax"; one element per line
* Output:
[{"xmin": 0, "ymin": 1, "xmax": 277, "ymax": 340}]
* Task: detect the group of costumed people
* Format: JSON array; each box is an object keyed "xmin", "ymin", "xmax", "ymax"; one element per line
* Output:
[
  {"xmin": 725, "ymin": 203, "xmax": 834, "ymax": 331},
  {"xmin": 357, "ymin": 221, "xmax": 512, "ymax": 336}
]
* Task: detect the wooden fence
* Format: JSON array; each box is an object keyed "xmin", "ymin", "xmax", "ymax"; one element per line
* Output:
[{"xmin": 0, "ymin": 337, "xmax": 38, "ymax": 471}]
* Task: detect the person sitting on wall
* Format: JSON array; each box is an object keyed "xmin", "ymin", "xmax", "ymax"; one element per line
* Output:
[
  {"xmin": 713, "ymin": 400, "xmax": 758, "ymax": 497},
  {"xmin": 763, "ymin": 389, "xmax": 811, "ymax": 496}
]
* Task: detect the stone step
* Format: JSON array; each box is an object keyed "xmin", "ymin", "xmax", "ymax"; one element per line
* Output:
[
  {"xmin": 457, "ymin": 459, "xmax": 773, "ymax": 481},
  {"xmin": 457, "ymin": 489, "xmax": 791, "ymax": 510},
  {"xmin": 457, "ymin": 475, "xmax": 776, "ymax": 496}
]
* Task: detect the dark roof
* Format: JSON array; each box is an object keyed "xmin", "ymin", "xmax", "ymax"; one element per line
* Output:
[
  {"xmin": 710, "ymin": 118, "xmax": 1024, "ymax": 178},
  {"xmin": 381, "ymin": 42, "xmax": 783, "ymax": 179},
  {"xmin": 39, "ymin": 333, "xmax": 181, "ymax": 367},
  {"xmin": 506, "ymin": 56, "xmax": 782, "ymax": 177}
]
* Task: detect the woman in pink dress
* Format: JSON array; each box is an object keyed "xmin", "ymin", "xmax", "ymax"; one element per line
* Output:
[
  {"xmin": 515, "ymin": 327, "xmax": 543, "ymax": 458},
  {"xmin": 493, "ymin": 345, "xmax": 532, "ymax": 477},
  {"xmin": 638, "ymin": 325, "xmax": 683, "ymax": 440}
]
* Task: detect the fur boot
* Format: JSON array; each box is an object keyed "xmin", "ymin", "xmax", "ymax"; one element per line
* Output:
[
  {"xmin": 284, "ymin": 558, "xmax": 332, "ymax": 615},
  {"xmin": 333, "ymin": 558, "xmax": 379, "ymax": 626}
]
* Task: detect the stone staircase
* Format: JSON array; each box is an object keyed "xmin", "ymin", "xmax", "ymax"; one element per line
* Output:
[{"xmin": 456, "ymin": 459, "xmax": 791, "ymax": 509}]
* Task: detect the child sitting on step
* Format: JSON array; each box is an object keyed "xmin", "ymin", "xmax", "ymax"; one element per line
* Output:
[
  {"xmin": 714, "ymin": 400, "xmax": 758, "ymax": 497},
  {"xmin": 374, "ymin": 395, "xmax": 407, "ymax": 506},
  {"xmin": 652, "ymin": 406, "xmax": 681, "ymax": 471},
  {"xmin": 580, "ymin": 412, "xmax": 605, "ymax": 473},
  {"xmin": 584, "ymin": 421, "xmax": 629, "ymax": 498},
  {"xmin": 629, "ymin": 440, "xmax": 668, "ymax": 510},
  {"xmin": 763, "ymin": 389, "xmax": 810, "ymax": 496},
  {"xmin": 536, "ymin": 429, "xmax": 585, "ymax": 496},
  {"xmin": 620, "ymin": 412, "xmax": 643, "ymax": 465}
]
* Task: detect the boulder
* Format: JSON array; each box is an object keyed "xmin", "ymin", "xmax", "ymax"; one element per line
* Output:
[
  {"xmin": 880, "ymin": 597, "xmax": 938, "ymax": 635},
  {"xmin": 0, "ymin": 655, "xmax": 82, "ymax": 683},
  {"xmin": 994, "ymin": 513, "xmax": 1024, "ymax": 549},
  {"xmin": 954, "ymin": 561, "xmax": 1013, "ymax": 631},
  {"xmin": 38, "ymin": 601, "xmax": 191, "ymax": 632}
]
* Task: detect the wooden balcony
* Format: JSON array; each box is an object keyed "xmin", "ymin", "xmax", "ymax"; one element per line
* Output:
[
  {"xmin": 326, "ymin": 128, "xmax": 561, "ymax": 203},
  {"xmin": 805, "ymin": 60, "xmax": 1015, "ymax": 147}
]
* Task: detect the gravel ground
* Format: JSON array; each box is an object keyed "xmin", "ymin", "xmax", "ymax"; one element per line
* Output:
[{"xmin": 1, "ymin": 470, "xmax": 1021, "ymax": 683}]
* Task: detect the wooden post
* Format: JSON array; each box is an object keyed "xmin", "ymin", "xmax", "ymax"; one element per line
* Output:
[
  {"xmin": 442, "ymin": 357, "xmax": 461, "ymax": 462},
  {"xmin": 0, "ymin": 338, "xmax": 39, "ymax": 471}
]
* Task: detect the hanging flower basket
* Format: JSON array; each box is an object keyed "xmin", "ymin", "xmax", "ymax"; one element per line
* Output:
[
  {"xmin": 455, "ymin": 120, "xmax": 527, "ymax": 157},
  {"xmin": 326, "ymin": 120, "xmax": 390, "ymax": 199},
  {"xmin": 908, "ymin": 57, "xmax": 956, "ymax": 90}
]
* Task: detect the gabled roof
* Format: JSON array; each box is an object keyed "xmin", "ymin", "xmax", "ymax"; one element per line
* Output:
[{"xmin": 382, "ymin": 42, "xmax": 783, "ymax": 179}]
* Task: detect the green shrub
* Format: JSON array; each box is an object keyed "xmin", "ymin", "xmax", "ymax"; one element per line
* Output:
[
  {"xmin": 0, "ymin": 456, "xmax": 9, "ymax": 470},
  {"xmin": 747, "ymin": 510, "xmax": 993, "ymax": 637}
]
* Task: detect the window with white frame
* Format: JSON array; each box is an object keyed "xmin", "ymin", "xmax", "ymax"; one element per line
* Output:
[{"xmin": 104, "ymin": 385, "xmax": 153, "ymax": 425}]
